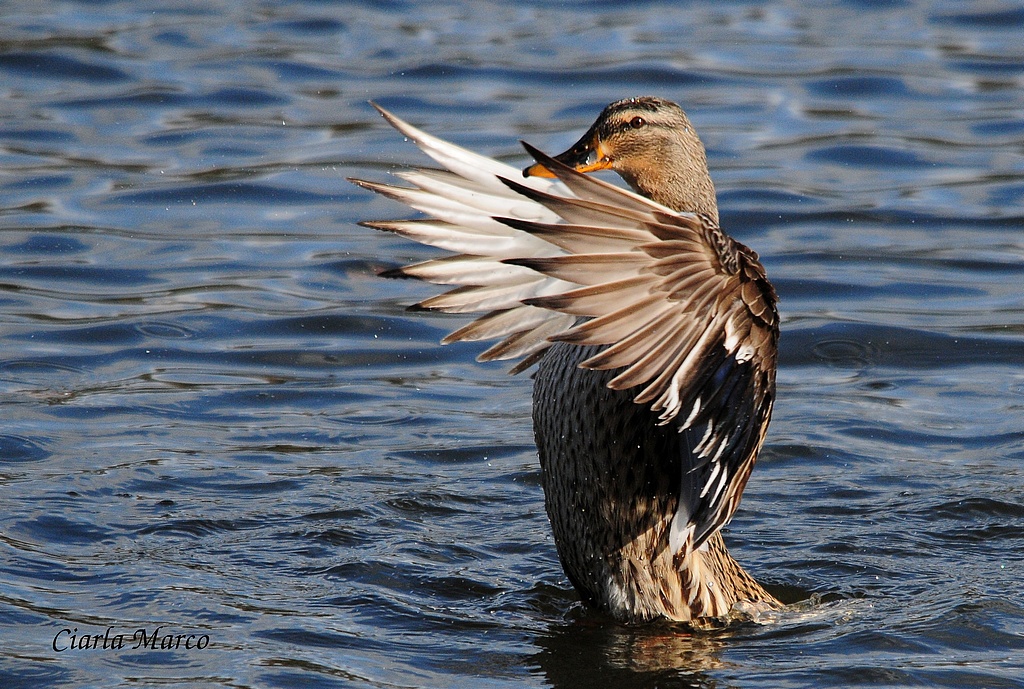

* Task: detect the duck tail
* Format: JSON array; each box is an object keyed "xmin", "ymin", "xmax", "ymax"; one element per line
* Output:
[{"xmin": 672, "ymin": 532, "xmax": 780, "ymax": 625}]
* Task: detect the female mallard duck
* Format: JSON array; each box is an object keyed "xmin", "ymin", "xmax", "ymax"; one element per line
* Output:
[{"xmin": 350, "ymin": 97, "xmax": 780, "ymax": 627}]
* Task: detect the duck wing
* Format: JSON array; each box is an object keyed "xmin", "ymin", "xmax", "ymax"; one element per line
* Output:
[
  {"xmin": 350, "ymin": 104, "xmax": 581, "ymax": 370},
  {"xmin": 350, "ymin": 106, "xmax": 778, "ymax": 549}
]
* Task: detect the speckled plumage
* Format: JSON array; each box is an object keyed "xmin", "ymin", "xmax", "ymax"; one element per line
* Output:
[
  {"xmin": 351, "ymin": 98, "xmax": 782, "ymax": 626},
  {"xmin": 535, "ymin": 341, "xmax": 776, "ymax": 625}
]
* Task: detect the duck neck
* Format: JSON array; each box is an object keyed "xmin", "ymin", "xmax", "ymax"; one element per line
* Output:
[{"xmin": 619, "ymin": 152, "xmax": 719, "ymax": 223}]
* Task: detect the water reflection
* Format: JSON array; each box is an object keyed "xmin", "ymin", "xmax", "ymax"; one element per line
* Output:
[{"xmin": 533, "ymin": 616, "xmax": 726, "ymax": 688}]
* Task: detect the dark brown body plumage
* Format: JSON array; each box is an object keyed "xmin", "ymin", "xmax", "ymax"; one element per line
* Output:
[{"xmin": 536, "ymin": 340, "xmax": 776, "ymax": 625}]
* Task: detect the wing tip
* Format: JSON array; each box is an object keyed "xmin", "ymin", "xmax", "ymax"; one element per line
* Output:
[
  {"xmin": 369, "ymin": 101, "xmax": 406, "ymax": 134},
  {"xmin": 378, "ymin": 265, "xmax": 416, "ymax": 279}
]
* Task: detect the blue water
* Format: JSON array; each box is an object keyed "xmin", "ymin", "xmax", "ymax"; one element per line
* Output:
[{"xmin": 2, "ymin": 1, "xmax": 1023, "ymax": 687}]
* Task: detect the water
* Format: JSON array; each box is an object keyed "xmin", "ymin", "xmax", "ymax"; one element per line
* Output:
[{"xmin": 2, "ymin": 1, "xmax": 1023, "ymax": 687}]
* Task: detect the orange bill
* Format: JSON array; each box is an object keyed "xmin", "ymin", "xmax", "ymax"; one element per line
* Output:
[{"xmin": 523, "ymin": 131, "xmax": 611, "ymax": 178}]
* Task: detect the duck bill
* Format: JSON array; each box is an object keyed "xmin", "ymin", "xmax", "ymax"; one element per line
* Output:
[{"xmin": 523, "ymin": 130, "xmax": 612, "ymax": 178}]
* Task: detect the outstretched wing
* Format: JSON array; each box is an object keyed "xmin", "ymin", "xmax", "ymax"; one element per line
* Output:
[
  {"xmin": 349, "ymin": 104, "xmax": 579, "ymax": 370},
  {"xmin": 349, "ymin": 106, "xmax": 779, "ymax": 548}
]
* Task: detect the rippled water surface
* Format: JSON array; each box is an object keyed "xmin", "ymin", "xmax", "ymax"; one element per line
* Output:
[{"xmin": 2, "ymin": 1, "xmax": 1024, "ymax": 687}]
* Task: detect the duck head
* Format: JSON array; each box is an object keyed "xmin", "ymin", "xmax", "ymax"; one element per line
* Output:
[{"xmin": 523, "ymin": 96, "xmax": 718, "ymax": 221}]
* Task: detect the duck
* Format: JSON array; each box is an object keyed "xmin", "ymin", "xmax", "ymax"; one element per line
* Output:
[{"xmin": 349, "ymin": 97, "xmax": 780, "ymax": 627}]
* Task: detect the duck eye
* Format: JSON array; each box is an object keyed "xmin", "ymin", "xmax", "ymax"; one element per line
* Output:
[{"xmin": 628, "ymin": 116, "xmax": 645, "ymax": 130}]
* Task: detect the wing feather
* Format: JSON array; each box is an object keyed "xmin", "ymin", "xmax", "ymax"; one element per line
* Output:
[
  {"xmin": 351, "ymin": 104, "xmax": 780, "ymax": 554},
  {"xmin": 506, "ymin": 253, "xmax": 649, "ymax": 285},
  {"xmin": 394, "ymin": 255, "xmax": 536, "ymax": 285}
]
